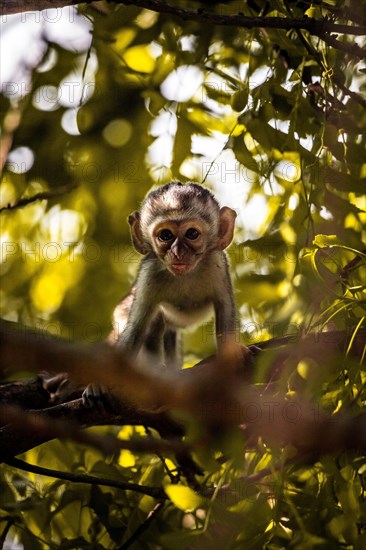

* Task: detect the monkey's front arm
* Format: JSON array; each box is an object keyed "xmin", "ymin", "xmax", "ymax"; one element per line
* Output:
[
  {"xmin": 116, "ymin": 292, "xmax": 155, "ymax": 356},
  {"xmin": 214, "ymin": 295, "xmax": 238, "ymax": 348}
]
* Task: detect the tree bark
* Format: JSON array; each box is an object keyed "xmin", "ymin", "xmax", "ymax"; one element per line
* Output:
[{"xmin": 1, "ymin": 321, "xmax": 365, "ymax": 460}]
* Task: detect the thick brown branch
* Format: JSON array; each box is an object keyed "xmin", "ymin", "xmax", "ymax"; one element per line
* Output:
[
  {"xmin": 0, "ymin": 376, "xmax": 49, "ymax": 408},
  {"xmin": 1, "ymin": 322, "xmax": 366, "ymax": 461},
  {"xmin": 0, "ymin": 320, "xmax": 176, "ymax": 410},
  {"xmin": 0, "ymin": 395, "xmax": 183, "ymax": 459},
  {"xmin": 0, "ymin": 381, "xmax": 200, "ymax": 476}
]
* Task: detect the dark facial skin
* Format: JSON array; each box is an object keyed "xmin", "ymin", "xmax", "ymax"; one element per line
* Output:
[{"xmin": 152, "ymin": 219, "xmax": 207, "ymax": 275}]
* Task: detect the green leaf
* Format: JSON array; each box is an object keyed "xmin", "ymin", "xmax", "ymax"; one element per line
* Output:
[
  {"xmin": 165, "ymin": 484, "xmax": 203, "ymax": 512},
  {"xmin": 172, "ymin": 117, "xmax": 194, "ymax": 172},
  {"xmin": 324, "ymin": 167, "xmax": 366, "ymax": 195},
  {"xmin": 232, "ymin": 135, "xmax": 258, "ymax": 171},
  {"xmin": 313, "ymin": 235, "xmax": 339, "ymax": 248},
  {"xmin": 231, "ymin": 86, "xmax": 249, "ymax": 112},
  {"xmin": 204, "ymin": 83, "xmax": 233, "ymax": 106}
]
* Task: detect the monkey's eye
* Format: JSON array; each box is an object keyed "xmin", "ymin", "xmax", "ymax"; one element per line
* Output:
[
  {"xmin": 158, "ymin": 229, "xmax": 174, "ymax": 242},
  {"xmin": 185, "ymin": 228, "xmax": 200, "ymax": 240}
]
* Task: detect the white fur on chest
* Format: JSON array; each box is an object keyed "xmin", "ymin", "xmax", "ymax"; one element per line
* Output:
[{"xmin": 159, "ymin": 301, "xmax": 213, "ymax": 329}]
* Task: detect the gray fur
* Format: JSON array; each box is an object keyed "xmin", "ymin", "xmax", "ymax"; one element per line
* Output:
[{"xmin": 112, "ymin": 182, "xmax": 238, "ymax": 370}]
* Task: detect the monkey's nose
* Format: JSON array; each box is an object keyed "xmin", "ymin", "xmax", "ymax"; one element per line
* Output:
[{"xmin": 171, "ymin": 240, "xmax": 182, "ymax": 259}]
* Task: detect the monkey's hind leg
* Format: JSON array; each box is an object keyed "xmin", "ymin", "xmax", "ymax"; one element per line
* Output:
[
  {"xmin": 163, "ymin": 329, "xmax": 181, "ymax": 371},
  {"xmin": 141, "ymin": 312, "xmax": 166, "ymax": 370}
]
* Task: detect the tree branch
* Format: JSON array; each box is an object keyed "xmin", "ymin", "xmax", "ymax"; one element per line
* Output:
[
  {"xmin": 0, "ymin": 184, "xmax": 77, "ymax": 213},
  {"xmin": 1, "ymin": 0, "xmax": 365, "ymax": 38},
  {"xmin": 0, "ymin": 396, "xmax": 184, "ymax": 459},
  {"xmin": 5, "ymin": 456, "xmax": 166, "ymax": 499},
  {"xmin": 119, "ymin": 502, "xmax": 164, "ymax": 549},
  {"xmin": 0, "ymin": 0, "xmax": 78, "ymax": 15},
  {"xmin": 316, "ymin": 32, "xmax": 365, "ymax": 58},
  {"xmin": 1, "ymin": 321, "xmax": 366, "ymax": 461},
  {"xmin": 281, "ymin": 0, "xmax": 366, "ymax": 109}
]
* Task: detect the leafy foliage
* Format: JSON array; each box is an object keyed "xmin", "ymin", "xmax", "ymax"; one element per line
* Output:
[{"xmin": 0, "ymin": 1, "xmax": 365, "ymax": 548}]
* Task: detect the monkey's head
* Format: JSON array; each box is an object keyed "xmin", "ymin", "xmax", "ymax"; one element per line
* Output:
[{"xmin": 128, "ymin": 182, "xmax": 237, "ymax": 276}]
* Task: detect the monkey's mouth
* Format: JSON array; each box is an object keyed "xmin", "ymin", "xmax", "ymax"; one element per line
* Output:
[{"xmin": 170, "ymin": 263, "xmax": 192, "ymax": 274}]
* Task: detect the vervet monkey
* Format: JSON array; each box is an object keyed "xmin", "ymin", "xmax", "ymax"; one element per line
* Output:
[
  {"xmin": 113, "ymin": 181, "xmax": 240, "ymax": 365},
  {"xmin": 83, "ymin": 182, "xmax": 245, "ymax": 406}
]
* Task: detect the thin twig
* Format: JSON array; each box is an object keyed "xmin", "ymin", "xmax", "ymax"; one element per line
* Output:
[
  {"xmin": 119, "ymin": 502, "xmax": 165, "ymax": 549},
  {"xmin": 283, "ymin": 0, "xmax": 366, "ymax": 109},
  {"xmin": 5, "ymin": 457, "xmax": 166, "ymax": 499},
  {"xmin": 0, "ymin": 185, "xmax": 77, "ymax": 213},
  {"xmin": 340, "ymin": 248, "xmax": 366, "ymax": 281},
  {"xmin": 317, "ymin": 32, "xmax": 365, "ymax": 59}
]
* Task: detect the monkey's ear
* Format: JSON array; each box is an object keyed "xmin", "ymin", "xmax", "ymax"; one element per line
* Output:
[
  {"xmin": 218, "ymin": 207, "xmax": 237, "ymax": 250},
  {"xmin": 128, "ymin": 211, "xmax": 148, "ymax": 254}
]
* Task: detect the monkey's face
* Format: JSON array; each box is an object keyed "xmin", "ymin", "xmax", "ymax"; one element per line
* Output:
[
  {"xmin": 128, "ymin": 184, "xmax": 237, "ymax": 273},
  {"xmin": 152, "ymin": 219, "xmax": 208, "ymax": 276}
]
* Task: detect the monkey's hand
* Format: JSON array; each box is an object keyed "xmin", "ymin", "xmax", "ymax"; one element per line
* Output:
[
  {"xmin": 82, "ymin": 383, "xmax": 118, "ymax": 413},
  {"xmin": 218, "ymin": 342, "xmax": 257, "ymax": 381},
  {"xmin": 39, "ymin": 371, "xmax": 81, "ymax": 404},
  {"xmin": 40, "ymin": 371, "xmax": 69, "ymax": 395}
]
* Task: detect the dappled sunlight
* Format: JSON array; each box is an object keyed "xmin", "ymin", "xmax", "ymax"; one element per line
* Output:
[
  {"xmin": 30, "ymin": 257, "xmax": 85, "ymax": 314},
  {"xmin": 161, "ymin": 65, "xmax": 204, "ymax": 102},
  {"xmin": 0, "ymin": 2, "xmax": 365, "ymax": 548},
  {"xmin": 31, "ymin": 270, "xmax": 70, "ymax": 314},
  {"xmin": 6, "ymin": 146, "xmax": 34, "ymax": 173},
  {"xmin": 241, "ymin": 194, "xmax": 268, "ymax": 235},
  {"xmin": 102, "ymin": 118, "xmax": 132, "ymax": 148},
  {"xmin": 99, "ymin": 178, "xmax": 130, "ymax": 234},
  {"xmin": 0, "ymin": 179, "xmax": 17, "ymax": 208},
  {"xmin": 123, "ymin": 45, "xmax": 155, "ymax": 73},
  {"xmin": 40, "ymin": 206, "xmax": 87, "ymax": 245},
  {"xmin": 61, "ymin": 108, "xmax": 80, "ymax": 135}
]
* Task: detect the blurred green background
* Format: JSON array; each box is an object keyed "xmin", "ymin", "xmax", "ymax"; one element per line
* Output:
[{"xmin": 1, "ymin": 2, "xmax": 365, "ymax": 547}]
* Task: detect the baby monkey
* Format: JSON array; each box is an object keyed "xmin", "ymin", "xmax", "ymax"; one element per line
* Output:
[
  {"xmin": 84, "ymin": 182, "xmax": 244, "ymax": 406},
  {"xmin": 113, "ymin": 181, "xmax": 239, "ymax": 367}
]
